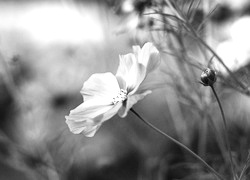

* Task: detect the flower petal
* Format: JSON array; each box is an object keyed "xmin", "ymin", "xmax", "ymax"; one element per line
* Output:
[
  {"xmin": 133, "ymin": 42, "xmax": 160, "ymax": 74},
  {"xmin": 101, "ymin": 102, "xmax": 123, "ymax": 121},
  {"xmin": 116, "ymin": 54, "xmax": 146, "ymax": 93},
  {"xmin": 65, "ymin": 102, "xmax": 122, "ymax": 137},
  {"xmin": 65, "ymin": 118, "xmax": 102, "ymax": 137},
  {"xmin": 65, "ymin": 101, "xmax": 114, "ymax": 135},
  {"xmin": 118, "ymin": 90, "xmax": 152, "ymax": 117},
  {"xmin": 67, "ymin": 100, "xmax": 113, "ymax": 119},
  {"xmin": 66, "ymin": 72, "xmax": 123, "ymax": 137},
  {"xmin": 80, "ymin": 72, "xmax": 120, "ymax": 102}
]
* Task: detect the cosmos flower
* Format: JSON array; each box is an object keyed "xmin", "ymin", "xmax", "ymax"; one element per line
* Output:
[{"xmin": 65, "ymin": 42, "xmax": 160, "ymax": 137}]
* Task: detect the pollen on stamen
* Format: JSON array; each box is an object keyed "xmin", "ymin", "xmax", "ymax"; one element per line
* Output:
[{"xmin": 112, "ymin": 89, "xmax": 127, "ymax": 105}]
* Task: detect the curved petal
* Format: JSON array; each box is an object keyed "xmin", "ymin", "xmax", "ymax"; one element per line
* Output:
[
  {"xmin": 101, "ymin": 102, "xmax": 123, "ymax": 122},
  {"xmin": 80, "ymin": 72, "xmax": 120, "ymax": 102},
  {"xmin": 65, "ymin": 118, "xmax": 102, "ymax": 137},
  {"xmin": 118, "ymin": 90, "xmax": 152, "ymax": 118},
  {"xmin": 116, "ymin": 54, "xmax": 136, "ymax": 90},
  {"xmin": 67, "ymin": 100, "xmax": 113, "ymax": 119},
  {"xmin": 116, "ymin": 54, "xmax": 146, "ymax": 93},
  {"xmin": 65, "ymin": 101, "xmax": 114, "ymax": 135},
  {"xmin": 133, "ymin": 42, "xmax": 160, "ymax": 74},
  {"xmin": 66, "ymin": 72, "xmax": 123, "ymax": 137},
  {"xmin": 65, "ymin": 102, "xmax": 122, "ymax": 137}
]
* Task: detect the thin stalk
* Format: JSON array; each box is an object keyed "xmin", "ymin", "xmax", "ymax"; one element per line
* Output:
[
  {"xmin": 198, "ymin": 115, "xmax": 207, "ymax": 157},
  {"xmin": 185, "ymin": 22, "xmax": 246, "ymax": 91},
  {"xmin": 151, "ymin": 4, "xmax": 246, "ymax": 91},
  {"xmin": 210, "ymin": 85, "xmax": 236, "ymax": 180},
  {"xmin": 238, "ymin": 151, "xmax": 250, "ymax": 180},
  {"xmin": 164, "ymin": 0, "xmax": 184, "ymax": 21},
  {"xmin": 130, "ymin": 108, "xmax": 225, "ymax": 180}
]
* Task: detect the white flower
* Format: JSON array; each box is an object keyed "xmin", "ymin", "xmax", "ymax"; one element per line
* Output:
[{"xmin": 65, "ymin": 42, "xmax": 160, "ymax": 137}]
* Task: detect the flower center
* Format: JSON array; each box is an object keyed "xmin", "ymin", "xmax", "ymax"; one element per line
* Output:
[{"xmin": 112, "ymin": 89, "xmax": 127, "ymax": 105}]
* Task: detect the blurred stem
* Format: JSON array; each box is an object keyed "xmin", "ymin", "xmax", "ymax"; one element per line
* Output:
[
  {"xmin": 152, "ymin": 2, "xmax": 247, "ymax": 93},
  {"xmin": 210, "ymin": 85, "xmax": 236, "ymax": 180},
  {"xmin": 177, "ymin": 10, "xmax": 246, "ymax": 93},
  {"xmin": 198, "ymin": 115, "xmax": 207, "ymax": 158},
  {"xmin": 192, "ymin": 33, "xmax": 246, "ymax": 91},
  {"xmin": 0, "ymin": 52, "xmax": 18, "ymax": 100},
  {"xmin": 206, "ymin": 113, "xmax": 228, "ymax": 164},
  {"xmin": 148, "ymin": 3, "xmax": 247, "ymax": 93},
  {"xmin": 238, "ymin": 151, "xmax": 250, "ymax": 180},
  {"xmin": 130, "ymin": 108, "xmax": 225, "ymax": 180},
  {"xmin": 164, "ymin": 0, "xmax": 183, "ymax": 21}
]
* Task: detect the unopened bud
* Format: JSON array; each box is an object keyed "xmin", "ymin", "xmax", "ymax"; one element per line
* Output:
[{"xmin": 200, "ymin": 68, "xmax": 217, "ymax": 86}]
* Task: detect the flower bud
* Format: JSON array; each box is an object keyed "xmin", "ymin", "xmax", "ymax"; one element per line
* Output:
[{"xmin": 200, "ymin": 68, "xmax": 217, "ymax": 86}]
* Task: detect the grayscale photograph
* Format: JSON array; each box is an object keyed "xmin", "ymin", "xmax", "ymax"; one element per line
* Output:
[{"xmin": 0, "ymin": 0, "xmax": 250, "ymax": 180}]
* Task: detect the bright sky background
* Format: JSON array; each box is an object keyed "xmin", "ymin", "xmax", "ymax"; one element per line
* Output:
[
  {"xmin": 0, "ymin": 2, "xmax": 104, "ymax": 45},
  {"xmin": 215, "ymin": 16, "xmax": 250, "ymax": 73}
]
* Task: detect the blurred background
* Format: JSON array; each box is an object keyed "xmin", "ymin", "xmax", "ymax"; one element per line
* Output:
[{"xmin": 1, "ymin": 0, "xmax": 250, "ymax": 179}]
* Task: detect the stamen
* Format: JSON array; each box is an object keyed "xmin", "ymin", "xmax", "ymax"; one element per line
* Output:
[{"xmin": 112, "ymin": 89, "xmax": 127, "ymax": 105}]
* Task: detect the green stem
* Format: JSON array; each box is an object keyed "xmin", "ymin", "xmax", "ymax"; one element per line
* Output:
[
  {"xmin": 130, "ymin": 108, "xmax": 225, "ymax": 180},
  {"xmin": 210, "ymin": 85, "xmax": 236, "ymax": 180}
]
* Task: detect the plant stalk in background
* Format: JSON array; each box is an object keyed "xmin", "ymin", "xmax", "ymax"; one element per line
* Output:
[
  {"xmin": 200, "ymin": 68, "xmax": 236, "ymax": 180},
  {"xmin": 131, "ymin": 108, "xmax": 225, "ymax": 180}
]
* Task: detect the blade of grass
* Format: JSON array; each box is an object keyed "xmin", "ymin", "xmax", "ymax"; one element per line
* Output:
[
  {"xmin": 189, "ymin": 0, "xmax": 202, "ymax": 23},
  {"xmin": 197, "ymin": 4, "xmax": 219, "ymax": 33},
  {"xmin": 187, "ymin": 0, "xmax": 196, "ymax": 18}
]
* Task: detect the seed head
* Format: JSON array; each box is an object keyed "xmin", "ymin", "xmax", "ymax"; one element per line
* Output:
[{"xmin": 200, "ymin": 68, "xmax": 217, "ymax": 86}]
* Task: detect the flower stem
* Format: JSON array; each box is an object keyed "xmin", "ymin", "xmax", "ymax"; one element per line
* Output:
[
  {"xmin": 130, "ymin": 108, "xmax": 225, "ymax": 180},
  {"xmin": 210, "ymin": 85, "xmax": 236, "ymax": 180}
]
